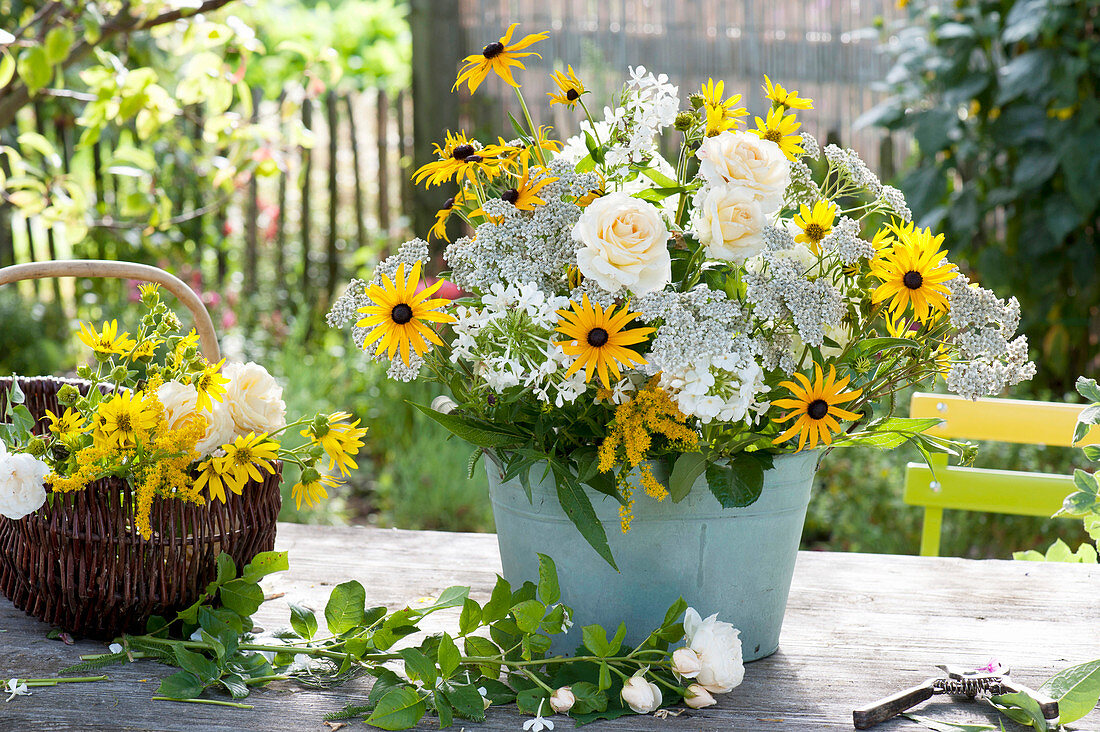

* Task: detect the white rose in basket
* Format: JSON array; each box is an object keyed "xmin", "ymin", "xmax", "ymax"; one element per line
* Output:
[
  {"xmin": 157, "ymin": 381, "xmax": 238, "ymax": 456},
  {"xmin": 0, "ymin": 442, "xmax": 49, "ymax": 520},
  {"xmin": 222, "ymin": 362, "xmax": 287, "ymax": 436},
  {"xmin": 682, "ymin": 607, "xmax": 744, "ymax": 693},
  {"xmin": 696, "ymin": 131, "xmax": 790, "ymax": 214},
  {"xmin": 694, "ymin": 184, "xmax": 766, "ymax": 262},
  {"xmin": 573, "ymin": 192, "xmax": 671, "ymax": 296}
]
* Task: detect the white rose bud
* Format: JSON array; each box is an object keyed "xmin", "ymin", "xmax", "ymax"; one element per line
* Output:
[
  {"xmin": 0, "ymin": 451, "xmax": 49, "ymax": 520},
  {"xmin": 621, "ymin": 673, "xmax": 662, "ymax": 714},
  {"xmin": 549, "ymin": 685, "xmax": 575, "ymax": 713},
  {"xmin": 693, "ymin": 184, "xmax": 766, "ymax": 263},
  {"xmin": 573, "ymin": 192, "xmax": 672, "ymax": 296},
  {"xmin": 221, "ymin": 362, "xmax": 287, "ymax": 436},
  {"xmin": 695, "ymin": 131, "xmax": 790, "ymax": 214},
  {"xmin": 683, "ymin": 608, "xmax": 745, "ymax": 694},
  {"xmin": 672, "ymin": 647, "xmax": 703, "ymax": 678},
  {"xmin": 684, "ymin": 684, "xmax": 717, "ymax": 709}
]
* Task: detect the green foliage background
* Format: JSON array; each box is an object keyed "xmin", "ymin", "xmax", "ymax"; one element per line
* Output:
[{"xmin": 866, "ymin": 0, "xmax": 1100, "ymax": 392}]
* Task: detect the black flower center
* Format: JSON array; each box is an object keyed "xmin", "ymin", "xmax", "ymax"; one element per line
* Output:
[
  {"xmin": 464, "ymin": 154, "xmax": 483, "ymax": 164},
  {"xmin": 903, "ymin": 271, "xmax": 924, "ymax": 290},
  {"xmin": 807, "ymin": 399, "xmax": 829, "ymax": 420},
  {"xmin": 586, "ymin": 327, "xmax": 609, "ymax": 347},
  {"xmin": 566, "ymin": 88, "xmax": 580, "ymax": 101},
  {"xmin": 451, "ymin": 144, "xmax": 475, "ymax": 160},
  {"xmin": 442, "ymin": 197, "xmax": 455, "ymax": 210},
  {"xmin": 501, "ymin": 188, "xmax": 520, "ymax": 204},
  {"xmin": 483, "ymin": 41, "xmax": 505, "ymax": 59},
  {"xmin": 805, "ymin": 223, "xmax": 825, "ymax": 241},
  {"xmin": 391, "ymin": 303, "xmax": 414, "ymax": 325}
]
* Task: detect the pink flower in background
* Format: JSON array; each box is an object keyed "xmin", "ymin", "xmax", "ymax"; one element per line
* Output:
[
  {"xmin": 221, "ymin": 309, "xmax": 237, "ymax": 330},
  {"xmin": 977, "ymin": 660, "xmax": 1004, "ymax": 674}
]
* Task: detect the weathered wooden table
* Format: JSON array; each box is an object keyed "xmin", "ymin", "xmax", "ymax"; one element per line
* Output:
[{"xmin": 2, "ymin": 523, "xmax": 1098, "ymax": 731}]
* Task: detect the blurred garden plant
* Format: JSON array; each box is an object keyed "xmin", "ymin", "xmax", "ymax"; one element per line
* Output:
[{"xmin": 867, "ymin": 0, "xmax": 1100, "ymax": 392}]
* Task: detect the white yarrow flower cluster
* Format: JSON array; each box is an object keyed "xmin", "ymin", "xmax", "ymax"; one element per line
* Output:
[
  {"xmin": 821, "ymin": 216, "xmax": 875, "ymax": 265},
  {"xmin": 745, "ymin": 250, "xmax": 845, "ymax": 350}
]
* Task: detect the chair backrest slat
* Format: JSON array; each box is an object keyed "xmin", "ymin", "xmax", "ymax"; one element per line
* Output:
[{"xmin": 909, "ymin": 393, "xmax": 1099, "ymax": 446}]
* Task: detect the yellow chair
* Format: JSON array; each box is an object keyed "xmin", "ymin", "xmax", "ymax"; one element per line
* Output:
[{"xmin": 903, "ymin": 392, "xmax": 1100, "ymax": 556}]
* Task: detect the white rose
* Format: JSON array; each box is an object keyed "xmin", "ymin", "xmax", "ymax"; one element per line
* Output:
[
  {"xmin": 157, "ymin": 381, "xmax": 238, "ymax": 457},
  {"xmin": 672, "ymin": 647, "xmax": 703, "ymax": 678},
  {"xmin": 683, "ymin": 608, "xmax": 744, "ymax": 694},
  {"xmin": 694, "ymin": 185, "xmax": 766, "ymax": 262},
  {"xmin": 620, "ymin": 673, "xmax": 662, "ymax": 714},
  {"xmin": 574, "ymin": 192, "xmax": 671, "ymax": 296},
  {"xmin": 0, "ymin": 451, "xmax": 49, "ymax": 520},
  {"xmin": 696, "ymin": 131, "xmax": 790, "ymax": 214},
  {"xmin": 222, "ymin": 362, "xmax": 287, "ymax": 436},
  {"xmin": 549, "ymin": 686, "xmax": 575, "ymax": 713},
  {"xmin": 684, "ymin": 684, "xmax": 718, "ymax": 709}
]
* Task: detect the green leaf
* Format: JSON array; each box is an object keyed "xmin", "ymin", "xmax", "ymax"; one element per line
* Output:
[
  {"xmin": 1083, "ymin": 445, "xmax": 1100, "ymax": 462},
  {"xmin": 173, "ymin": 646, "xmax": 220, "ymax": 684},
  {"xmin": 511, "ymin": 599, "xmax": 546, "ymax": 634},
  {"xmin": 706, "ymin": 452, "xmax": 772, "ymax": 508},
  {"xmin": 1039, "ymin": 658, "xmax": 1100, "ymax": 724},
  {"xmin": 598, "ymin": 661, "xmax": 611, "ymax": 691},
  {"xmin": 463, "ymin": 636, "xmax": 501, "ymax": 679},
  {"xmin": 1076, "ymin": 377, "xmax": 1100, "ymax": 404},
  {"xmin": 516, "ymin": 687, "xmax": 550, "ymax": 715},
  {"xmin": 220, "ymin": 673, "xmax": 250, "ymax": 699},
  {"xmin": 368, "ymin": 668, "xmax": 406, "ymax": 706},
  {"xmin": 662, "ymin": 597, "xmax": 688, "ymax": 629},
  {"xmin": 325, "ymin": 580, "xmax": 366, "ymax": 634},
  {"xmin": 582, "ymin": 625, "xmax": 610, "ymax": 657},
  {"xmin": 17, "ymin": 46, "xmax": 51, "ymax": 95},
  {"xmin": 536, "ymin": 553, "xmax": 560, "ymax": 605},
  {"xmin": 434, "ymin": 692, "xmax": 454, "ymax": 729},
  {"xmin": 366, "ymin": 688, "xmax": 427, "ymax": 731},
  {"xmin": 669, "ymin": 452, "xmax": 707, "ymax": 502},
  {"xmin": 218, "ymin": 579, "xmax": 264, "ymax": 618},
  {"xmin": 458, "ymin": 599, "xmax": 482, "ymax": 636},
  {"xmin": 439, "ymin": 683, "xmax": 487, "ymax": 722},
  {"xmin": 990, "ymin": 691, "xmax": 1049, "ymax": 731},
  {"xmin": 411, "ymin": 402, "xmax": 525, "ymax": 449},
  {"xmin": 289, "ymin": 603, "xmax": 318, "ymax": 640},
  {"xmin": 157, "ymin": 670, "xmax": 205, "ymax": 700},
  {"xmin": 0, "ymin": 52, "xmax": 16, "ymax": 89},
  {"xmin": 239, "ymin": 551, "xmax": 289, "ymax": 583},
  {"xmin": 483, "ymin": 576, "xmax": 512, "ymax": 623},
  {"xmin": 521, "ymin": 632, "xmax": 551, "ymax": 660},
  {"xmin": 424, "ymin": 586, "xmax": 469, "ymax": 611},
  {"xmin": 606, "ymin": 622, "xmax": 626, "ymax": 657},
  {"xmin": 437, "ymin": 633, "xmax": 460, "ymax": 680},
  {"xmin": 399, "ymin": 647, "xmax": 437, "ymax": 687},
  {"xmin": 569, "ymin": 681, "xmax": 608, "ymax": 715},
  {"xmin": 210, "ymin": 553, "xmax": 237, "ymax": 591},
  {"xmin": 901, "ymin": 714, "xmax": 995, "ymax": 731},
  {"xmin": 554, "ymin": 469, "xmax": 618, "ymax": 570},
  {"xmin": 44, "ymin": 26, "xmax": 74, "ymax": 66}
]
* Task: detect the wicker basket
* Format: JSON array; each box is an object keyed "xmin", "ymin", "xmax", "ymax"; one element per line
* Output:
[{"xmin": 0, "ymin": 262, "xmax": 282, "ymax": 638}]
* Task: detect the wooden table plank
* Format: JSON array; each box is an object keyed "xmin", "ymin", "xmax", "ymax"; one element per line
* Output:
[{"xmin": 1, "ymin": 523, "xmax": 1098, "ymax": 731}]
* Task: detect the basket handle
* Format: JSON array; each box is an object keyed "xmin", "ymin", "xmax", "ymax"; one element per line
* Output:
[{"xmin": 0, "ymin": 260, "xmax": 221, "ymax": 362}]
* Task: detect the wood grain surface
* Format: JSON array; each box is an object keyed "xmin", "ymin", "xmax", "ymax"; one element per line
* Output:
[{"xmin": 1, "ymin": 523, "xmax": 1097, "ymax": 731}]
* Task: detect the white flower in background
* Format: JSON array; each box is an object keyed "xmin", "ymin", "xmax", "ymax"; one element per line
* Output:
[
  {"xmin": 682, "ymin": 608, "xmax": 744, "ymax": 694},
  {"xmin": 696, "ymin": 131, "xmax": 790, "ymax": 214},
  {"xmin": 672, "ymin": 647, "xmax": 703, "ymax": 678},
  {"xmin": 694, "ymin": 185, "xmax": 766, "ymax": 263},
  {"xmin": 573, "ymin": 192, "xmax": 671, "ymax": 296},
  {"xmin": 221, "ymin": 362, "xmax": 287, "ymax": 435},
  {"xmin": 157, "ymin": 380, "xmax": 237, "ymax": 456},
  {"xmin": 621, "ymin": 672, "xmax": 662, "ymax": 714},
  {"xmin": 684, "ymin": 684, "xmax": 718, "ymax": 709},
  {"xmin": 0, "ymin": 449, "xmax": 49, "ymax": 520},
  {"xmin": 549, "ymin": 686, "xmax": 575, "ymax": 713}
]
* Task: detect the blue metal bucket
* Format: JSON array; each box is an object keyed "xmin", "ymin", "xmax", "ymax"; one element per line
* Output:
[{"xmin": 486, "ymin": 451, "xmax": 819, "ymax": 661}]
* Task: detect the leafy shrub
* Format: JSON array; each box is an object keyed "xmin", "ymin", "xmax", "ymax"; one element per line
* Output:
[
  {"xmin": 0, "ymin": 289, "xmax": 70, "ymax": 377},
  {"xmin": 867, "ymin": 0, "xmax": 1100, "ymax": 391}
]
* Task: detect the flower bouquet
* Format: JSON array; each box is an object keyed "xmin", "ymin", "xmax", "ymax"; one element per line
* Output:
[
  {"xmin": 0, "ymin": 277, "xmax": 365, "ymax": 637},
  {"xmin": 329, "ymin": 25, "xmax": 1034, "ymax": 658}
]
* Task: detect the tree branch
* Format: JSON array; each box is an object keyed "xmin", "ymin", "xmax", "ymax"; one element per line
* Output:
[{"xmin": 0, "ymin": 0, "xmax": 238, "ymax": 129}]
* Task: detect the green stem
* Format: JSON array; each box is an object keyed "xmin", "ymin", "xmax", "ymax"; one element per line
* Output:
[
  {"xmin": 514, "ymin": 87, "xmax": 546, "ymax": 167},
  {"xmin": 578, "ymin": 98, "xmax": 602, "ymax": 149},
  {"xmin": 244, "ymin": 675, "xmax": 289, "ymax": 686},
  {"xmin": 152, "ymin": 697, "xmax": 254, "ymax": 709},
  {"xmin": 21, "ymin": 676, "xmax": 108, "ymax": 686}
]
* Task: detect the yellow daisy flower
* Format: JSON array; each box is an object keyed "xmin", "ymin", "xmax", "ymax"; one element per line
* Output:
[
  {"xmin": 45, "ymin": 407, "xmax": 88, "ymax": 441},
  {"xmin": 291, "ymin": 468, "xmax": 340, "ymax": 510},
  {"xmin": 752, "ymin": 107, "xmax": 804, "ymax": 160},
  {"xmin": 413, "ymin": 130, "xmax": 508, "ymax": 188},
  {"xmin": 772, "ymin": 364, "xmax": 863, "ymax": 452},
  {"xmin": 430, "ymin": 192, "xmax": 462, "ymax": 242},
  {"xmin": 554, "ymin": 295, "xmax": 655, "ymax": 389},
  {"xmin": 793, "ymin": 200, "xmax": 837, "ymax": 254},
  {"xmin": 301, "ymin": 411, "xmax": 368, "ymax": 477},
  {"xmin": 195, "ymin": 456, "xmax": 234, "ymax": 504},
  {"xmin": 93, "ymin": 390, "xmax": 158, "ymax": 449},
  {"xmin": 454, "ymin": 23, "xmax": 549, "ymax": 94},
  {"xmin": 221, "ymin": 432, "xmax": 279, "ymax": 496},
  {"xmin": 356, "ymin": 261, "xmax": 456, "ymax": 366},
  {"xmin": 499, "ymin": 156, "xmax": 557, "ymax": 211},
  {"xmin": 870, "ymin": 226, "xmax": 956, "ymax": 321},
  {"xmin": 192, "ymin": 359, "xmax": 229, "ymax": 414},
  {"xmin": 131, "ymin": 338, "xmax": 159, "ymax": 361},
  {"xmin": 548, "ymin": 65, "xmax": 587, "ymax": 108},
  {"xmin": 78, "ymin": 320, "xmax": 137, "ymax": 356},
  {"xmin": 763, "ymin": 75, "xmax": 813, "ymax": 111},
  {"xmin": 699, "ymin": 78, "xmax": 746, "ymax": 136}
]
